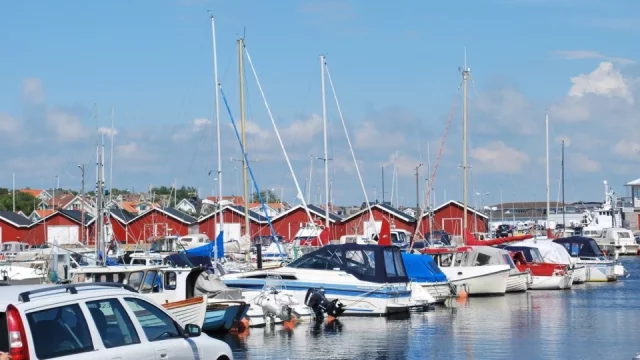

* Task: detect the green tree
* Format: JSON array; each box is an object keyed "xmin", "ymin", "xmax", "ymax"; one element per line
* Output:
[
  {"xmin": 250, "ymin": 189, "xmax": 280, "ymax": 203},
  {"xmin": 0, "ymin": 189, "xmax": 38, "ymax": 214}
]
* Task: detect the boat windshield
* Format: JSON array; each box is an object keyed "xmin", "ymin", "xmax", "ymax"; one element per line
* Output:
[
  {"xmin": 504, "ymin": 246, "xmax": 544, "ymax": 263},
  {"xmin": 287, "ymin": 244, "xmax": 408, "ymax": 283},
  {"xmin": 554, "ymin": 237, "xmax": 604, "ymax": 257}
]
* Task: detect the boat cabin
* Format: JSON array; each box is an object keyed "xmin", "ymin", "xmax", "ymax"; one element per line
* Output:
[
  {"xmin": 0, "ymin": 242, "xmax": 29, "ymax": 261},
  {"xmin": 501, "ymin": 245, "xmax": 545, "ymax": 264},
  {"xmin": 553, "ymin": 236, "xmax": 605, "ymax": 259},
  {"xmin": 286, "ymin": 244, "xmax": 410, "ymax": 284},
  {"xmin": 149, "ymin": 236, "xmax": 180, "ymax": 252},
  {"xmin": 178, "ymin": 234, "xmax": 210, "ymax": 250}
]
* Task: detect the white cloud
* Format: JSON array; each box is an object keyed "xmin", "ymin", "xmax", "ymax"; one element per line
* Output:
[
  {"xmin": 470, "ymin": 141, "xmax": 530, "ymax": 173},
  {"xmin": 46, "ymin": 108, "xmax": 88, "ymax": 142},
  {"xmin": 380, "ymin": 152, "xmax": 422, "ymax": 177},
  {"xmin": 98, "ymin": 127, "xmax": 119, "ymax": 137},
  {"xmin": 567, "ymin": 62, "xmax": 633, "ymax": 103},
  {"xmin": 0, "ymin": 113, "xmax": 19, "ymax": 134},
  {"xmin": 355, "ymin": 122, "xmax": 405, "ymax": 149},
  {"xmin": 474, "ymin": 88, "xmax": 538, "ymax": 134},
  {"xmin": 571, "ymin": 153, "xmax": 601, "ymax": 173},
  {"xmin": 613, "ymin": 140, "xmax": 640, "ymax": 160},
  {"xmin": 22, "ymin": 78, "xmax": 45, "ymax": 104},
  {"xmin": 172, "ymin": 117, "xmax": 212, "ymax": 142},
  {"xmin": 554, "ymin": 50, "xmax": 635, "ymax": 65},
  {"xmin": 116, "ymin": 141, "xmax": 156, "ymax": 161}
]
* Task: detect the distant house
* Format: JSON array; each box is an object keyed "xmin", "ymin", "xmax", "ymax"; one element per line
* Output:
[
  {"xmin": 29, "ymin": 209, "xmax": 55, "ymax": 222},
  {"xmin": 247, "ymin": 203, "xmax": 285, "ymax": 218},
  {"xmin": 176, "ymin": 198, "xmax": 199, "ymax": 215},
  {"xmin": 19, "ymin": 189, "xmax": 52, "ymax": 202},
  {"xmin": 402, "ymin": 207, "xmax": 418, "ymax": 218}
]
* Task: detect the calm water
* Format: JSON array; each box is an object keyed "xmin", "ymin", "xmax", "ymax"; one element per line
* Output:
[{"xmin": 216, "ymin": 257, "xmax": 640, "ymax": 360}]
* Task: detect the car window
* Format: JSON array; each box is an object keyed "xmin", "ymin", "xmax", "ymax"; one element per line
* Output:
[
  {"xmin": 124, "ymin": 298, "xmax": 182, "ymax": 342},
  {"xmin": 26, "ymin": 304, "xmax": 94, "ymax": 359},
  {"xmin": 86, "ymin": 299, "xmax": 140, "ymax": 349}
]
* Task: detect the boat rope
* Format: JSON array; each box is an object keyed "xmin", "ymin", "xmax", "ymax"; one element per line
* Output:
[
  {"xmin": 243, "ymin": 44, "xmax": 324, "ymax": 246},
  {"xmin": 324, "ymin": 62, "xmax": 379, "ymax": 240},
  {"xmin": 409, "ymin": 82, "xmax": 462, "ymax": 250},
  {"xmin": 218, "ymin": 85, "xmax": 283, "ymax": 256}
]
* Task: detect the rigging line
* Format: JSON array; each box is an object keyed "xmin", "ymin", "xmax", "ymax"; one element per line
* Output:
[
  {"xmin": 243, "ymin": 45, "xmax": 323, "ymax": 245},
  {"xmin": 219, "ymin": 85, "xmax": 283, "ymax": 255},
  {"xmin": 324, "ymin": 62, "xmax": 378, "ymax": 239},
  {"xmin": 221, "ymin": 43, "xmax": 236, "ymax": 84},
  {"xmin": 410, "ymin": 82, "xmax": 462, "ymax": 248}
]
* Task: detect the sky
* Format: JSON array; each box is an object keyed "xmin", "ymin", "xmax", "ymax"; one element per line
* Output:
[{"xmin": 1, "ymin": 0, "xmax": 640, "ymax": 208}]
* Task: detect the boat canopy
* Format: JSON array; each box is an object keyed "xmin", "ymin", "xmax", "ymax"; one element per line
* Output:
[
  {"xmin": 461, "ymin": 246, "xmax": 518, "ymax": 273},
  {"xmin": 287, "ymin": 244, "xmax": 409, "ymax": 284},
  {"xmin": 401, "ymin": 253, "xmax": 447, "ymax": 283},
  {"xmin": 553, "ymin": 236, "xmax": 604, "ymax": 258},
  {"xmin": 509, "ymin": 239, "xmax": 573, "ymax": 265},
  {"xmin": 501, "ymin": 245, "xmax": 545, "ymax": 264}
]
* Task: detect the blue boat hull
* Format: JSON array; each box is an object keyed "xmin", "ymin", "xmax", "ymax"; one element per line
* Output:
[{"xmin": 202, "ymin": 302, "xmax": 250, "ymax": 333}]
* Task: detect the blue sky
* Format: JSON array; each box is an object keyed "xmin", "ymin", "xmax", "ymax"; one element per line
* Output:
[{"xmin": 1, "ymin": 0, "xmax": 640, "ymax": 208}]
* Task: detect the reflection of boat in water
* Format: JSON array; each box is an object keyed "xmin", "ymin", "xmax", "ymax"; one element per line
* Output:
[{"xmin": 222, "ymin": 244, "xmax": 425, "ymax": 315}]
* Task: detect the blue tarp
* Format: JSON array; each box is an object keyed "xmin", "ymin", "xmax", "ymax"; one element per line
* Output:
[
  {"xmin": 401, "ymin": 253, "xmax": 447, "ymax": 283},
  {"xmin": 181, "ymin": 232, "xmax": 224, "ymax": 259}
]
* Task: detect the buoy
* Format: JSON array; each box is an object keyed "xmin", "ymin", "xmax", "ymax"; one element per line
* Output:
[
  {"xmin": 326, "ymin": 315, "xmax": 336, "ymax": 324},
  {"xmin": 456, "ymin": 288, "xmax": 468, "ymax": 304}
]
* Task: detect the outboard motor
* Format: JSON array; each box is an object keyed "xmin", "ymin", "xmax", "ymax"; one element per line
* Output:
[
  {"xmin": 304, "ymin": 288, "xmax": 345, "ymax": 319},
  {"xmin": 254, "ymin": 289, "xmax": 294, "ymax": 323}
]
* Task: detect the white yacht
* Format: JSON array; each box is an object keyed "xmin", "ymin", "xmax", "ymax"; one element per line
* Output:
[
  {"xmin": 552, "ymin": 237, "xmax": 617, "ymax": 282},
  {"xmin": 511, "ymin": 238, "xmax": 587, "ymax": 284},
  {"xmin": 422, "ymin": 247, "xmax": 510, "ymax": 296},
  {"xmin": 222, "ymin": 244, "xmax": 430, "ymax": 316}
]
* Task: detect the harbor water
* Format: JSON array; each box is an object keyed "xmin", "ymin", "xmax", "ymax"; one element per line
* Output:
[{"xmin": 216, "ymin": 257, "xmax": 640, "ymax": 360}]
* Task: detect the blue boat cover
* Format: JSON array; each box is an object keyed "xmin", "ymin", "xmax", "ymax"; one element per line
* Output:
[
  {"xmin": 401, "ymin": 253, "xmax": 447, "ymax": 283},
  {"xmin": 181, "ymin": 232, "xmax": 224, "ymax": 259}
]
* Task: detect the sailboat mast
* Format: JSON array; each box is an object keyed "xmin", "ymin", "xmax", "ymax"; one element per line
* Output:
[
  {"xmin": 545, "ymin": 111, "xmax": 550, "ymax": 229},
  {"xmin": 12, "ymin": 173, "xmax": 15, "ymax": 212},
  {"xmin": 561, "ymin": 139, "xmax": 565, "ymax": 228},
  {"xmin": 461, "ymin": 60, "xmax": 470, "ymax": 239},
  {"xmin": 320, "ymin": 54, "xmax": 329, "ymax": 228},
  {"xmin": 211, "ymin": 16, "xmax": 223, "ymax": 245},
  {"xmin": 109, "ymin": 106, "xmax": 115, "ymax": 202},
  {"xmin": 238, "ymin": 38, "xmax": 250, "ymax": 236}
]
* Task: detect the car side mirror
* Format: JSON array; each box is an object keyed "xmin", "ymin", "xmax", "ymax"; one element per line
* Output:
[{"xmin": 184, "ymin": 324, "xmax": 201, "ymax": 337}]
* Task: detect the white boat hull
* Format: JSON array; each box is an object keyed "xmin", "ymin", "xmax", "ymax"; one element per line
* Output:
[
  {"xmin": 439, "ymin": 266, "xmax": 509, "ymax": 296},
  {"xmin": 529, "ymin": 274, "xmax": 573, "ymax": 290},
  {"xmin": 507, "ymin": 272, "xmax": 529, "ymax": 293},
  {"xmin": 160, "ymin": 295, "xmax": 208, "ymax": 327},
  {"xmin": 614, "ymin": 264, "xmax": 629, "ymax": 278},
  {"xmin": 583, "ymin": 262, "xmax": 617, "ymax": 282},
  {"xmin": 599, "ymin": 243, "xmax": 639, "ymax": 256},
  {"xmin": 418, "ymin": 282, "xmax": 454, "ymax": 303},
  {"xmin": 572, "ymin": 265, "xmax": 586, "ymax": 284}
]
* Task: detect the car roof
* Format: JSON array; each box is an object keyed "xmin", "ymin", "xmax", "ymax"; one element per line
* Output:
[{"xmin": 0, "ymin": 284, "xmax": 139, "ymax": 312}]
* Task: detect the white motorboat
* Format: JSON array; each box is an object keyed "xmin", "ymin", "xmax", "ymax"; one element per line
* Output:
[
  {"xmin": 402, "ymin": 252, "xmax": 454, "ymax": 303},
  {"xmin": 424, "ymin": 247, "xmax": 510, "ymax": 296},
  {"xmin": 511, "ymin": 238, "xmax": 587, "ymax": 284},
  {"xmin": 503, "ymin": 245, "xmax": 574, "ymax": 290},
  {"xmin": 462, "ymin": 246, "xmax": 529, "ymax": 293},
  {"xmin": 553, "ymin": 237, "xmax": 617, "ymax": 282},
  {"xmin": 222, "ymin": 244, "xmax": 428, "ymax": 316}
]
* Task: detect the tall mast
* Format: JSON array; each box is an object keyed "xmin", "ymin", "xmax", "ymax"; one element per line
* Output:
[
  {"xmin": 308, "ymin": 155, "xmax": 313, "ymax": 203},
  {"xmin": 109, "ymin": 106, "xmax": 115, "ymax": 202},
  {"xmin": 381, "ymin": 166, "xmax": 385, "ymax": 203},
  {"xmin": 12, "ymin": 173, "xmax": 15, "ymax": 212},
  {"xmin": 427, "ymin": 141, "xmax": 434, "ymax": 238},
  {"xmin": 561, "ymin": 139, "xmax": 565, "ymax": 228},
  {"xmin": 211, "ymin": 16, "xmax": 223, "ymax": 246},
  {"xmin": 545, "ymin": 111, "xmax": 550, "ymax": 229},
  {"xmin": 461, "ymin": 55, "xmax": 471, "ymax": 239},
  {"xmin": 320, "ymin": 54, "xmax": 329, "ymax": 228},
  {"xmin": 238, "ymin": 38, "xmax": 250, "ymax": 237}
]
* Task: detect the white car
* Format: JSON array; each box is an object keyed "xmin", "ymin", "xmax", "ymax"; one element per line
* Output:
[{"xmin": 0, "ymin": 282, "xmax": 233, "ymax": 360}]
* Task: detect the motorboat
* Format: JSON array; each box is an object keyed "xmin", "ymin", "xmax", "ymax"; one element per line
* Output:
[
  {"xmin": 222, "ymin": 244, "xmax": 429, "ymax": 316},
  {"xmin": 509, "ymin": 239, "xmax": 587, "ymax": 284},
  {"xmin": 553, "ymin": 236, "xmax": 618, "ymax": 282},
  {"xmin": 0, "ymin": 263, "xmax": 47, "ymax": 285},
  {"xmin": 462, "ymin": 246, "xmax": 530, "ymax": 293},
  {"xmin": 70, "ymin": 264, "xmax": 250, "ymax": 333},
  {"xmin": 422, "ymin": 247, "xmax": 510, "ymax": 296},
  {"xmin": 589, "ymin": 228, "xmax": 639, "ymax": 256},
  {"xmin": 502, "ymin": 245, "xmax": 573, "ymax": 290},
  {"xmin": 401, "ymin": 252, "xmax": 455, "ymax": 303}
]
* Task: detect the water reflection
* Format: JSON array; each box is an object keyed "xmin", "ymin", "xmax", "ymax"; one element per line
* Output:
[{"xmin": 224, "ymin": 258, "xmax": 640, "ymax": 360}]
